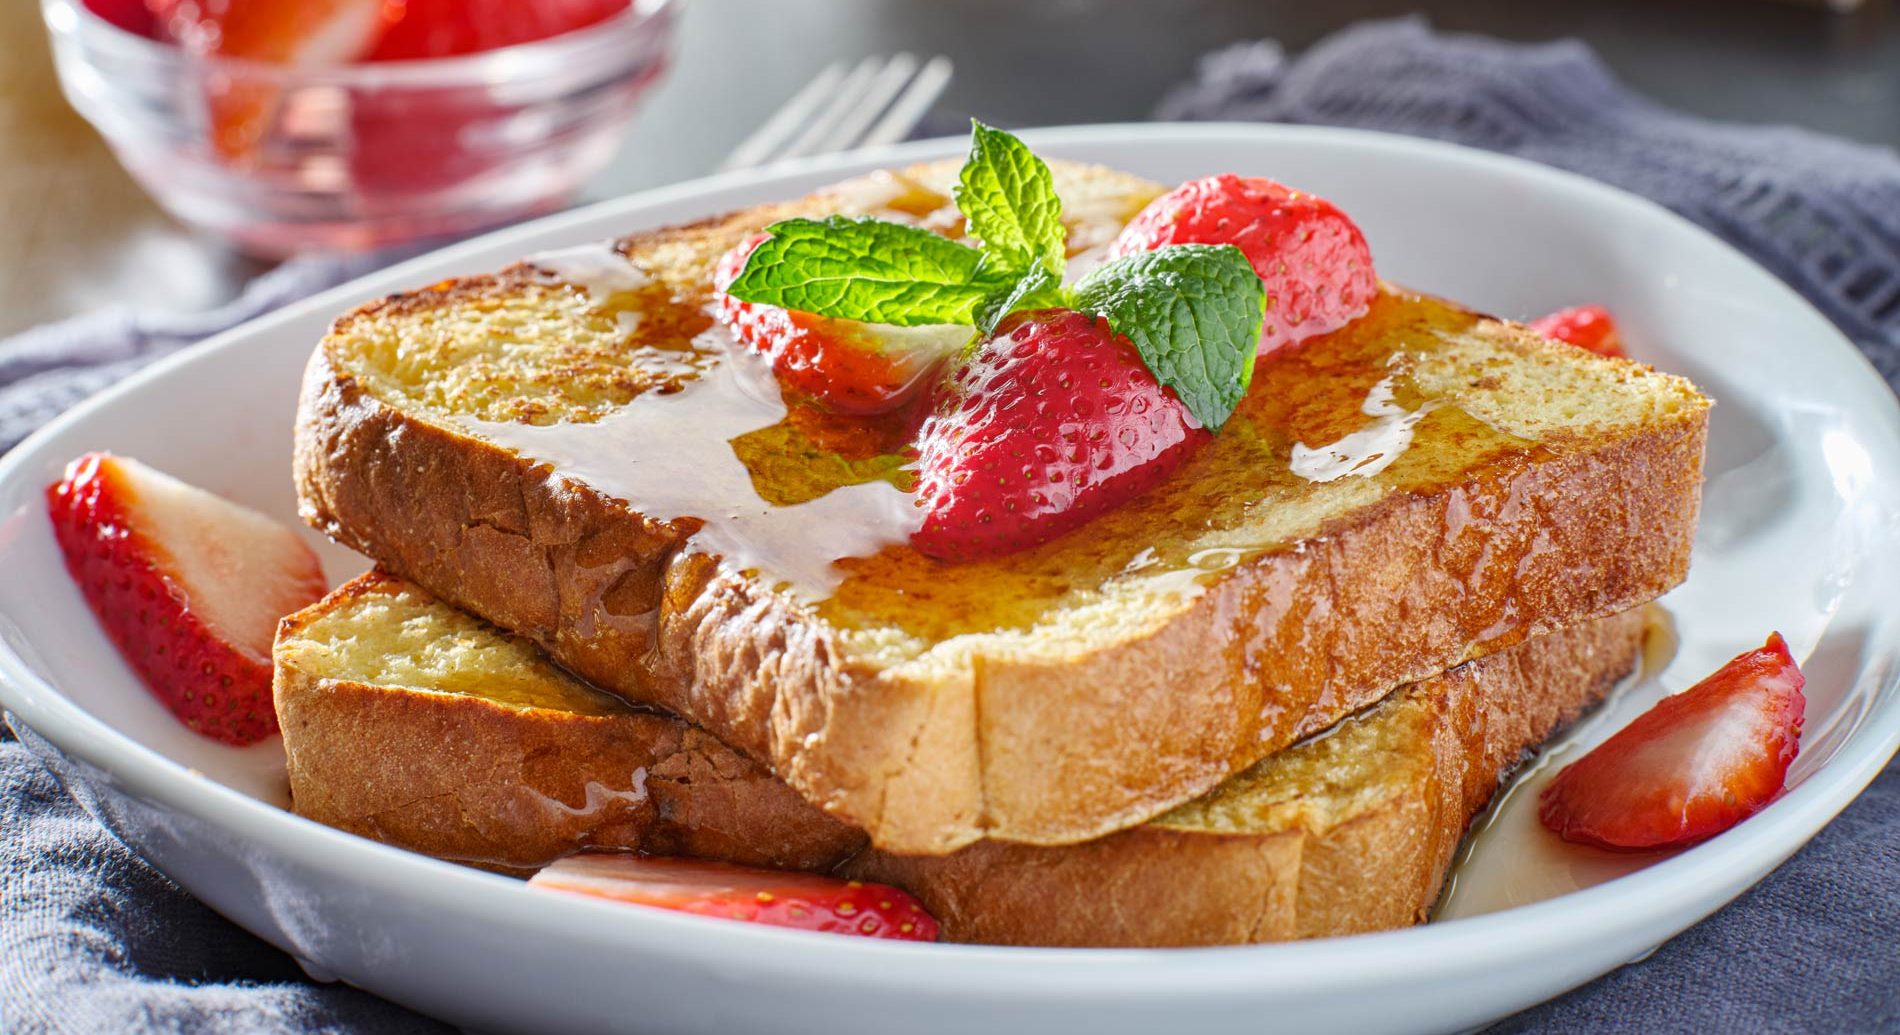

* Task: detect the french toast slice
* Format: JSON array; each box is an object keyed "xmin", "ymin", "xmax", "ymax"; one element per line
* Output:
[
  {"xmin": 273, "ymin": 571, "xmax": 1646, "ymax": 946},
  {"xmin": 296, "ymin": 159, "xmax": 1709, "ymax": 854},
  {"xmin": 273, "ymin": 571, "xmax": 865, "ymax": 874}
]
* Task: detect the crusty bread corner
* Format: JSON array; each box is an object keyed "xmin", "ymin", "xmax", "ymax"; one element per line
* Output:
[
  {"xmin": 844, "ymin": 606, "xmax": 1647, "ymax": 946},
  {"xmin": 273, "ymin": 572, "xmax": 865, "ymax": 874},
  {"xmin": 296, "ymin": 157, "xmax": 1709, "ymax": 855}
]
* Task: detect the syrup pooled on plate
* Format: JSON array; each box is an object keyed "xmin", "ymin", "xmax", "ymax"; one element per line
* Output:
[{"xmin": 1435, "ymin": 604, "xmax": 1682, "ymax": 921}]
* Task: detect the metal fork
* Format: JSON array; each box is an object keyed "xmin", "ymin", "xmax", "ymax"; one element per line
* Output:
[{"xmin": 718, "ymin": 54, "xmax": 954, "ymax": 171}]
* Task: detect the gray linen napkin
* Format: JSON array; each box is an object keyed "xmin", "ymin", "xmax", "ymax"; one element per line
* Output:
[
  {"xmin": 3, "ymin": 17, "xmax": 1897, "ymax": 1034},
  {"xmin": 0, "ymin": 253, "xmax": 393, "ymax": 454}
]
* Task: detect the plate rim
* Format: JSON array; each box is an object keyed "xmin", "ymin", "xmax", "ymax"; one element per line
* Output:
[{"xmin": 1, "ymin": 121, "xmax": 1896, "ymax": 997}]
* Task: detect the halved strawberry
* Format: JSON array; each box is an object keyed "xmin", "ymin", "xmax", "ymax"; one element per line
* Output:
[
  {"xmin": 366, "ymin": 0, "xmax": 627, "ymax": 59},
  {"xmin": 911, "ymin": 308, "xmax": 1207, "ymax": 562},
  {"xmin": 1539, "ymin": 633, "xmax": 1806, "ymax": 851},
  {"xmin": 146, "ymin": 0, "xmax": 391, "ymax": 160},
  {"xmin": 45, "ymin": 453, "xmax": 327, "ymax": 746},
  {"xmin": 713, "ymin": 234, "xmax": 970, "ymax": 414},
  {"xmin": 529, "ymin": 854, "xmax": 940, "ymax": 941},
  {"xmin": 1106, "ymin": 174, "xmax": 1377, "ymax": 357},
  {"xmin": 1529, "ymin": 304, "xmax": 1627, "ymax": 358}
]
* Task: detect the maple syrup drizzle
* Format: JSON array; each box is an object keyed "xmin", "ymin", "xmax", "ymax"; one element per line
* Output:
[
  {"xmin": 470, "ymin": 322, "xmax": 923, "ymax": 599},
  {"xmin": 1289, "ymin": 366, "xmax": 1440, "ymax": 483},
  {"xmin": 527, "ymin": 242, "xmax": 653, "ymax": 304},
  {"xmin": 460, "ymin": 173, "xmax": 1602, "ymax": 644}
]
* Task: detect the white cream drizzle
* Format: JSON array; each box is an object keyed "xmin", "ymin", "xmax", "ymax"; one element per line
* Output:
[
  {"xmin": 527, "ymin": 242, "xmax": 652, "ymax": 305},
  {"xmin": 467, "ymin": 325, "xmax": 920, "ymax": 600},
  {"xmin": 1289, "ymin": 374, "xmax": 1440, "ymax": 483}
]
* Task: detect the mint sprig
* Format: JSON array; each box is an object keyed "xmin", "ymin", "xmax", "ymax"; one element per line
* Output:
[
  {"xmin": 1073, "ymin": 246, "xmax": 1265, "ymax": 430},
  {"xmin": 723, "ymin": 216, "xmax": 1007, "ymax": 326},
  {"xmin": 722, "ymin": 122, "xmax": 1268, "ymax": 431},
  {"xmin": 956, "ymin": 120, "xmax": 1066, "ymax": 279},
  {"xmin": 973, "ymin": 264, "xmax": 1064, "ymax": 336}
]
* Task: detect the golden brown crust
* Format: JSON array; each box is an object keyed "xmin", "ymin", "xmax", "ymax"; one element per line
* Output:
[
  {"xmin": 296, "ymin": 345, "xmax": 1701, "ymax": 855},
  {"xmin": 274, "ymin": 573, "xmax": 865, "ymax": 873},
  {"xmin": 295, "ymin": 162, "xmax": 1709, "ymax": 854},
  {"xmin": 842, "ymin": 607, "xmax": 1646, "ymax": 946}
]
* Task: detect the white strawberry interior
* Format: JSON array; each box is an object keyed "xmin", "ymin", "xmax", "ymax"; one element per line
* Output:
[
  {"xmin": 287, "ymin": 0, "xmax": 387, "ymax": 65},
  {"xmin": 112, "ymin": 457, "xmax": 326, "ymax": 661},
  {"xmin": 859, "ymin": 322, "xmax": 973, "ymax": 361},
  {"xmin": 532, "ymin": 855, "xmax": 851, "ymax": 904}
]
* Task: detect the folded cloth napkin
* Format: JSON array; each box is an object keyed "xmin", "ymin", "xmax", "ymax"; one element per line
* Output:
[
  {"xmin": 1161, "ymin": 19, "xmax": 1900, "ymax": 389},
  {"xmin": 3, "ymin": 17, "xmax": 1897, "ymax": 1035},
  {"xmin": 0, "ymin": 253, "xmax": 393, "ymax": 455}
]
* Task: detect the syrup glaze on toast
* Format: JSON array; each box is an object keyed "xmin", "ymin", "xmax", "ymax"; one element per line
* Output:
[
  {"xmin": 303, "ymin": 160, "xmax": 1710, "ymax": 853},
  {"xmin": 463, "ymin": 273, "xmax": 1680, "ymax": 650}
]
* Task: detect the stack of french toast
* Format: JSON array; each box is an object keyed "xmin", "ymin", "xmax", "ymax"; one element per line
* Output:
[{"xmin": 271, "ymin": 138, "xmax": 1713, "ymax": 946}]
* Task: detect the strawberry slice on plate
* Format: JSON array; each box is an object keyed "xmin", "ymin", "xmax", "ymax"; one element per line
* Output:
[
  {"xmin": 1107, "ymin": 173, "xmax": 1377, "ymax": 358},
  {"xmin": 529, "ymin": 854, "xmax": 940, "ymax": 941},
  {"xmin": 911, "ymin": 308, "xmax": 1208, "ymax": 562},
  {"xmin": 1530, "ymin": 304, "xmax": 1628, "ymax": 358},
  {"xmin": 45, "ymin": 453, "xmax": 327, "ymax": 746},
  {"xmin": 1539, "ymin": 632, "xmax": 1806, "ymax": 851},
  {"xmin": 714, "ymin": 234, "xmax": 971, "ymax": 414}
]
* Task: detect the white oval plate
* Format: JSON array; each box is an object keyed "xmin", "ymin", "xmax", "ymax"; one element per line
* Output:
[{"xmin": 1, "ymin": 125, "xmax": 1896, "ymax": 1035}]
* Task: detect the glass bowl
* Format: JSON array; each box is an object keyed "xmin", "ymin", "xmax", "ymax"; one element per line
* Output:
[{"xmin": 40, "ymin": 0, "xmax": 678, "ymax": 256}]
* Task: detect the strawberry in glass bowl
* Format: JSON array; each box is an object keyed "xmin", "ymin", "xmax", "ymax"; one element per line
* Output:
[{"xmin": 39, "ymin": 0, "xmax": 676, "ymax": 255}]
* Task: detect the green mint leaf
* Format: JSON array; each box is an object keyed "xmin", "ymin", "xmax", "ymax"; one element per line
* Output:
[
  {"xmin": 725, "ymin": 216, "xmax": 1001, "ymax": 326},
  {"xmin": 1072, "ymin": 244, "xmax": 1266, "ymax": 432},
  {"xmin": 955, "ymin": 121, "xmax": 1066, "ymax": 277},
  {"xmin": 974, "ymin": 265, "xmax": 1066, "ymax": 336}
]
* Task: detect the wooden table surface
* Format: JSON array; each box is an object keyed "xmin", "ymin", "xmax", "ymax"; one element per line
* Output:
[{"xmin": 5, "ymin": 0, "xmax": 1898, "ymax": 338}]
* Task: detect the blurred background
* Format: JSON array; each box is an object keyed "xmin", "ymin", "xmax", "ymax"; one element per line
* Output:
[{"xmin": 5, "ymin": 0, "xmax": 1897, "ymax": 337}]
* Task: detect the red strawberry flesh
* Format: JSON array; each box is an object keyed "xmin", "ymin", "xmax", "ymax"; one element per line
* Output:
[
  {"xmin": 45, "ymin": 453, "xmax": 326, "ymax": 745},
  {"xmin": 86, "ymin": 0, "xmax": 158, "ymax": 36},
  {"xmin": 1529, "ymin": 304, "xmax": 1627, "ymax": 358},
  {"xmin": 1107, "ymin": 173, "xmax": 1377, "ymax": 357},
  {"xmin": 1538, "ymin": 632, "xmax": 1806, "ymax": 851},
  {"xmin": 367, "ymin": 0, "xmax": 628, "ymax": 60},
  {"xmin": 145, "ymin": 0, "xmax": 389, "ymax": 161},
  {"xmin": 530, "ymin": 854, "xmax": 940, "ymax": 941},
  {"xmin": 911, "ymin": 308, "xmax": 1208, "ymax": 562}
]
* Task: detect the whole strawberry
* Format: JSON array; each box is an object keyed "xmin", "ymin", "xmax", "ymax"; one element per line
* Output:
[
  {"xmin": 911, "ymin": 309, "xmax": 1207, "ymax": 561},
  {"xmin": 1108, "ymin": 173, "xmax": 1376, "ymax": 357},
  {"xmin": 46, "ymin": 453, "xmax": 327, "ymax": 746},
  {"xmin": 1530, "ymin": 304, "xmax": 1627, "ymax": 359}
]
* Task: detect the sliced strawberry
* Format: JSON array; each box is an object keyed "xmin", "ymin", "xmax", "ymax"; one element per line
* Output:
[
  {"xmin": 1106, "ymin": 174, "xmax": 1377, "ymax": 358},
  {"xmin": 911, "ymin": 308, "xmax": 1207, "ymax": 562},
  {"xmin": 146, "ymin": 0, "xmax": 390, "ymax": 161},
  {"xmin": 1529, "ymin": 304, "xmax": 1627, "ymax": 358},
  {"xmin": 1539, "ymin": 633, "xmax": 1806, "ymax": 851},
  {"xmin": 529, "ymin": 854, "xmax": 939, "ymax": 941},
  {"xmin": 713, "ymin": 234, "xmax": 970, "ymax": 414},
  {"xmin": 86, "ymin": 0, "xmax": 158, "ymax": 36},
  {"xmin": 366, "ymin": 0, "xmax": 627, "ymax": 60},
  {"xmin": 45, "ymin": 453, "xmax": 327, "ymax": 746}
]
